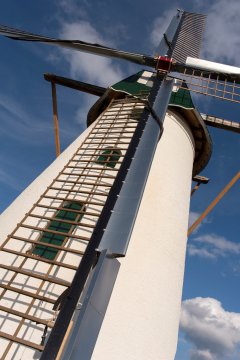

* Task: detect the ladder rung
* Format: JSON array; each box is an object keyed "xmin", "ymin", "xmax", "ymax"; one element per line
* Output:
[
  {"xmin": 11, "ymin": 235, "xmax": 85, "ymax": 255},
  {"xmin": 70, "ymin": 159, "xmax": 123, "ymax": 163},
  {"xmin": 93, "ymin": 125, "xmax": 137, "ymax": 130},
  {"xmin": 48, "ymin": 186, "xmax": 109, "ymax": 197},
  {"xmin": 28, "ymin": 214, "xmax": 96, "ymax": 229},
  {"xmin": 1, "ymin": 248, "xmax": 78, "ymax": 271},
  {"xmin": 0, "ymin": 304, "xmax": 54, "ymax": 328},
  {"xmin": 87, "ymin": 136, "xmax": 132, "ymax": 140},
  {"xmin": 0, "ymin": 283, "xmax": 56, "ymax": 304},
  {"xmin": 54, "ymin": 179, "xmax": 112, "ymax": 187},
  {"xmin": 34, "ymin": 204, "xmax": 100, "ymax": 217},
  {"xmin": 42, "ymin": 195, "xmax": 106, "ymax": 206},
  {"xmin": 66, "ymin": 165, "xmax": 119, "ymax": 172},
  {"xmin": 61, "ymin": 172, "xmax": 116, "ymax": 179},
  {"xmin": 0, "ymin": 264, "xmax": 71, "ymax": 287},
  {"xmin": 75, "ymin": 147, "xmax": 128, "ymax": 151},
  {"xmin": 20, "ymin": 224, "xmax": 91, "ymax": 242},
  {"xmin": 90, "ymin": 130, "xmax": 135, "ymax": 135},
  {"xmin": 0, "ymin": 330, "xmax": 44, "ymax": 352},
  {"xmin": 83, "ymin": 141, "xmax": 130, "ymax": 145},
  {"xmin": 97, "ymin": 120, "xmax": 137, "ymax": 125}
]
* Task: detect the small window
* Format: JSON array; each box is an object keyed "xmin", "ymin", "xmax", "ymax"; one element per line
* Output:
[
  {"xmin": 96, "ymin": 148, "xmax": 121, "ymax": 168},
  {"xmin": 32, "ymin": 201, "xmax": 85, "ymax": 260}
]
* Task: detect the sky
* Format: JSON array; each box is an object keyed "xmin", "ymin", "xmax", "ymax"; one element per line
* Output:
[{"xmin": 0, "ymin": 1, "xmax": 239, "ymax": 359}]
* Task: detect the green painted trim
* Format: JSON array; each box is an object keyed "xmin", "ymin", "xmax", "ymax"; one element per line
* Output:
[
  {"xmin": 111, "ymin": 72, "xmax": 195, "ymax": 110},
  {"xmin": 111, "ymin": 71, "xmax": 151, "ymax": 96},
  {"xmin": 169, "ymin": 88, "xmax": 194, "ymax": 109}
]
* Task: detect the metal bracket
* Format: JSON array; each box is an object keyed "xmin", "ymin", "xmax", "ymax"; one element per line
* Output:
[{"xmin": 155, "ymin": 56, "xmax": 173, "ymax": 72}]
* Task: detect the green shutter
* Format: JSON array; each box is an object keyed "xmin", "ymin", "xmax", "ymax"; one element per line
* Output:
[
  {"xmin": 32, "ymin": 201, "xmax": 84, "ymax": 260},
  {"xmin": 96, "ymin": 149, "xmax": 121, "ymax": 168}
]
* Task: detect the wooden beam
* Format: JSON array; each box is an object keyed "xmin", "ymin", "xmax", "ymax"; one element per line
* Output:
[
  {"xmin": 202, "ymin": 113, "xmax": 240, "ymax": 134},
  {"xmin": 188, "ymin": 171, "xmax": 240, "ymax": 235},
  {"xmin": 45, "ymin": 73, "xmax": 106, "ymax": 97},
  {"xmin": 51, "ymin": 82, "xmax": 61, "ymax": 157}
]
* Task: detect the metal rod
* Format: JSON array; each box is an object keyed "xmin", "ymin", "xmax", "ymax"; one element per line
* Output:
[{"xmin": 191, "ymin": 182, "xmax": 201, "ymax": 196}]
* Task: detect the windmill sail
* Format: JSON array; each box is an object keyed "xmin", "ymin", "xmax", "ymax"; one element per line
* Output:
[
  {"xmin": 171, "ymin": 70, "xmax": 240, "ymax": 104},
  {"xmin": 0, "ymin": 24, "xmax": 155, "ymax": 67},
  {"xmin": 0, "ymin": 11, "xmax": 206, "ymax": 71},
  {"xmin": 0, "ymin": 95, "xmax": 144, "ymax": 358}
]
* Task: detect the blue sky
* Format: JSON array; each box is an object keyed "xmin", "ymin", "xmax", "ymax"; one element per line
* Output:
[{"xmin": 0, "ymin": 1, "xmax": 239, "ymax": 359}]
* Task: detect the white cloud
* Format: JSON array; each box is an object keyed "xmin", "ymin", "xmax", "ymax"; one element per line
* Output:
[
  {"xmin": 196, "ymin": 234, "xmax": 240, "ymax": 254},
  {"xmin": 189, "ymin": 349, "xmax": 214, "ymax": 360},
  {"xmin": 189, "ymin": 211, "xmax": 200, "ymax": 227},
  {"xmin": 188, "ymin": 233, "xmax": 240, "ymax": 259},
  {"xmin": 150, "ymin": 8, "xmax": 177, "ymax": 50},
  {"xmin": 181, "ymin": 297, "xmax": 240, "ymax": 359},
  {"xmin": 58, "ymin": 0, "xmax": 88, "ymax": 19},
  {"xmin": 188, "ymin": 244, "xmax": 216, "ymax": 259},
  {"xmin": 59, "ymin": 21, "xmax": 124, "ymax": 87},
  {"xmin": 201, "ymin": 0, "xmax": 240, "ymax": 65},
  {"xmin": 188, "ymin": 211, "xmax": 208, "ymax": 234}
]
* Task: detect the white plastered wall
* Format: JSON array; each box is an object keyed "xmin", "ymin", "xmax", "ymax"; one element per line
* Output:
[
  {"xmin": 0, "ymin": 124, "xmax": 93, "ymax": 242},
  {"xmin": 92, "ymin": 110, "xmax": 195, "ymax": 360},
  {"xmin": 0, "ymin": 124, "xmax": 94, "ymax": 360}
]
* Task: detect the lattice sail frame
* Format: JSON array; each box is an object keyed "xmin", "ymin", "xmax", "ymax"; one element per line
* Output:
[
  {"xmin": 170, "ymin": 12, "xmax": 206, "ymax": 63},
  {"xmin": 171, "ymin": 69, "xmax": 240, "ymax": 104},
  {"xmin": 0, "ymin": 97, "xmax": 145, "ymax": 359}
]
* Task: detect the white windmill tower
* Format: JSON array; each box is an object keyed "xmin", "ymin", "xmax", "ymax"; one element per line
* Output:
[{"xmin": 0, "ymin": 9, "xmax": 238, "ymax": 360}]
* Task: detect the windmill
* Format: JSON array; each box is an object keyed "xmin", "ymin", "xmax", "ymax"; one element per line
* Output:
[{"xmin": 0, "ymin": 9, "xmax": 238, "ymax": 360}]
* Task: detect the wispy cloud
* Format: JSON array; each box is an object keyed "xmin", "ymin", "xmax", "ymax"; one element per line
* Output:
[
  {"xmin": 59, "ymin": 21, "xmax": 124, "ymax": 87},
  {"xmin": 150, "ymin": 8, "xmax": 177, "ymax": 50},
  {"xmin": 200, "ymin": 0, "xmax": 240, "ymax": 65},
  {"xmin": 189, "ymin": 211, "xmax": 201, "ymax": 227},
  {"xmin": 181, "ymin": 297, "xmax": 240, "ymax": 359},
  {"xmin": 58, "ymin": 0, "xmax": 89, "ymax": 19},
  {"xmin": 188, "ymin": 244, "xmax": 216, "ymax": 259},
  {"xmin": 0, "ymin": 92, "xmax": 53, "ymax": 144},
  {"xmin": 188, "ymin": 233, "xmax": 240, "ymax": 259},
  {"xmin": 188, "ymin": 211, "xmax": 209, "ymax": 235},
  {"xmin": 51, "ymin": 1, "xmax": 128, "ymax": 126}
]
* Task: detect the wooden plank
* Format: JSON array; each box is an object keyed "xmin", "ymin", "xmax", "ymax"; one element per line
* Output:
[
  {"xmin": 0, "ymin": 305, "xmax": 54, "ymax": 328},
  {"xmin": 0, "ymin": 283, "xmax": 55, "ymax": 304},
  {"xmin": 0, "ymin": 331, "xmax": 44, "ymax": 351},
  {"xmin": 0, "ymin": 264, "xmax": 71, "ymax": 287}
]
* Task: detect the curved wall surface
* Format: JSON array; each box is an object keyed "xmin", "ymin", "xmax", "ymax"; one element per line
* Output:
[{"xmin": 92, "ymin": 110, "xmax": 195, "ymax": 360}]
